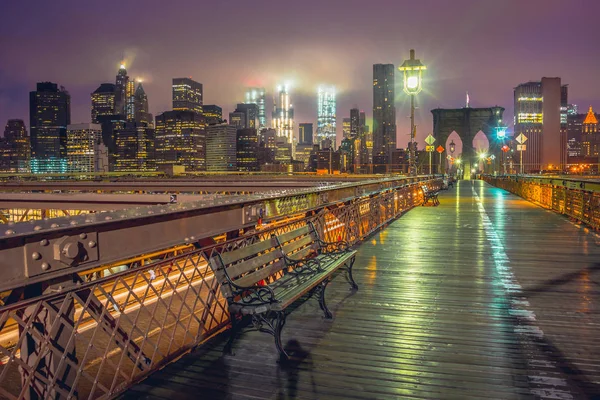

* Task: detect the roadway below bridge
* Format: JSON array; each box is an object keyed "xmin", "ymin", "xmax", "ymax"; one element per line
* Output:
[{"xmin": 124, "ymin": 180, "xmax": 600, "ymax": 399}]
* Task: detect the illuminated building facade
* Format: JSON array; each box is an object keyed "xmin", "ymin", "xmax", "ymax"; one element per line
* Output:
[
  {"xmin": 317, "ymin": 85, "xmax": 336, "ymax": 148},
  {"xmin": 173, "ymin": 78, "xmax": 203, "ymax": 113},
  {"xmin": 342, "ymin": 118, "xmax": 351, "ymax": 139},
  {"xmin": 125, "ymin": 80, "xmax": 135, "ymax": 121},
  {"xmin": 91, "ymin": 83, "xmax": 116, "ymax": 124},
  {"xmin": 155, "ymin": 110, "xmax": 206, "ymax": 171},
  {"xmin": 245, "ymin": 87, "xmax": 266, "ymax": 129},
  {"xmin": 115, "ymin": 65, "xmax": 129, "ymax": 115},
  {"xmin": 299, "ymin": 123, "xmax": 313, "ymax": 145},
  {"xmin": 113, "ymin": 122, "xmax": 155, "ymax": 172},
  {"xmin": 514, "ymin": 78, "xmax": 565, "ymax": 171},
  {"xmin": 272, "ymin": 85, "xmax": 294, "ymax": 152},
  {"xmin": 66, "ymin": 123, "xmax": 102, "ymax": 173},
  {"xmin": 29, "ymin": 82, "xmax": 71, "ymax": 173},
  {"xmin": 229, "ymin": 111, "xmax": 246, "ymax": 129},
  {"xmin": 581, "ymin": 106, "xmax": 599, "ymax": 157},
  {"xmin": 206, "ymin": 123, "xmax": 237, "ymax": 171},
  {"xmin": 0, "ymin": 119, "xmax": 29, "ymax": 173},
  {"xmin": 236, "ymin": 128, "xmax": 258, "ymax": 171},
  {"xmin": 203, "ymin": 105, "xmax": 222, "ymax": 125},
  {"xmin": 373, "ymin": 64, "xmax": 396, "ymax": 168}
]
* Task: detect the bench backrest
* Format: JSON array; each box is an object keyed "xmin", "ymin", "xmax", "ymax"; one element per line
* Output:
[{"xmin": 208, "ymin": 224, "xmax": 320, "ymax": 300}]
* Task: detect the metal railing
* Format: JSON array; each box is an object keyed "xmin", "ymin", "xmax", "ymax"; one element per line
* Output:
[
  {"xmin": 482, "ymin": 175, "xmax": 600, "ymax": 229},
  {"xmin": 0, "ymin": 175, "xmax": 441, "ymax": 399}
]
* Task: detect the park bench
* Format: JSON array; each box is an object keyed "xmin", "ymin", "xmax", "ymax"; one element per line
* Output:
[
  {"xmin": 422, "ymin": 185, "xmax": 440, "ymax": 206},
  {"xmin": 208, "ymin": 222, "xmax": 358, "ymax": 359}
]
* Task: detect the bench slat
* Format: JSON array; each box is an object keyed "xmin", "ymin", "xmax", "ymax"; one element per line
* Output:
[
  {"xmin": 281, "ymin": 235, "xmax": 313, "ymax": 256},
  {"xmin": 225, "ymin": 247, "xmax": 283, "ymax": 280},
  {"xmin": 219, "ymin": 237, "xmax": 278, "ymax": 266},
  {"xmin": 234, "ymin": 259, "xmax": 287, "ymax": 288},
  {"xmin": 276, "ymin": 225, "xmax": 311, "ymax": 245}
]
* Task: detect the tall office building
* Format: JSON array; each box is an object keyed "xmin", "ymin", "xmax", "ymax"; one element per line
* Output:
[
  {"xmin": 113, "ymin": 122, "xmax": 155, "ymax": 172},
  {"xmin": 66, "ymin": 123, "xmax": 103, "ymax": 173},
  {"xmin": 581, "ymin": 106, "xmax": 599, "ymax": 158},
  {"xmin": 203, "ymin": 105, "xmax": 222, "ymax": 125},
  {"xmin": 155, "ymin": 110, "xmax": 206, "ymax": 171},
  {"xmin": 0, "ymin": 119, "xmax": 29, "ymax": 172},
  {"xmin": 342, "ymin": 118, "xmax": 351, "ymax": 139},
  {"xmin": 173, "ymin": 78, "xmax": 203, "ymax": 113},
  {"xmin": 206, "ymin": 123, "xmax": 237, "ymax": 171},
  {"xmin": 514, "ymin": 78, "xmax": 565, "ymax": 172},
  {"xmin": 373, "ymin": 64, "xmax": 396, "ymax": 168},
  {"xmin": 115, "ymin": 65, "xmax": 129, "ymax": 115},
  {"xmin": 229, "ymin": 111, "xmax": 246, "ymax": 129},
  {"xmin": 29, "ymin": 82, "xmax": 71, "ymax": 173},
  {"xmin": 272, "ymin": 85, "xmax": 294, "ymax": 152},
  {"xmin": 299, "ymin": 123, "xmax": 313, "ymax": 145},
  {"xmin": 245, "ymin": 87, "xmax": 266, "ymax": 129},
  {"xmin": 91, "ymin": 83, "xmax": 116, "ymax": 124},
  {"xmin": 234, "ymin": 103, "xmax": 259, "ymax": 129},
  {"xmin": 96, "ymin": 114, "xmax": 126, "ymax": 170},
  {"xmin": 236, "ymin": 128, "xmax": 259, "ymax": 171},
  {"xmin": 350, "ymin": 108, "xmax": 367, "ymax": 168},
  {"xmin": 125, "ymin": 80, "xmax": 135, "ymax": 121},
  {"xmin": 317, "ymin": 85, "xmax": 336, "ymax": 148},
  {"xmin": 133, "ymin": 82, "xmax": 153, "ymax": 126}
]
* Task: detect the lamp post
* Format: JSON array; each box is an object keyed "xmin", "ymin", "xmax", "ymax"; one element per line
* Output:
[
  {"xmin": 449, "ymin": 140, "xmax": 455, "ymax": 174},
  {"xmin": 399, "ymin": 49, "xmax": 426, "ymax": 176}
]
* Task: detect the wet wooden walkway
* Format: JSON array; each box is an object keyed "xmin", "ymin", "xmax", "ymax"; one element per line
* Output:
[{"xmin": 122, "ymin": 180, "xmax": 600, "ymax": 400}]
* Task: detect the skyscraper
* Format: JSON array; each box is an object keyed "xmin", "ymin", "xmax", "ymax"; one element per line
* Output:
[
  {"xmin": 203, "ymin": 105, "xmax": 222, "ymax": 125},
  {"xmin": 91, "ymin": 83, "xmax": 116, "ymax": 124},
  {"xmin": 66, "ymin": 123, "xmax": 103, "ymax": 173},
  {"xmin": 173, "ymin": 78, "xmax": 203, "ymax": 113},
  {"xmin": 228, "ymin": 111, "xmax": 246, "ymax": 129},
  {"xmin": 299, "ymin": 123, "xmax": 313, "ymax": 145},
  {"xmin": 115, "ymin": 65, "xmax": 129, "ymax": 115},
  {"xmin": 342, "ymin": 118, "xmax": 351, "ymax": 139},
  {"xmin": 581, "ymin": 106, "xmax": 599, "ymax": 158},
  {"xmin": 29, "ymin": 82, "xmax": 71, "ymax": 173},
  {"xmin": 155, "ymin": 110, "xmax": 206, "ymax": 171},
  {"xmin": 125, "ymin": 80, "xmax": 135, "ymax": 121},
  {"xmin": 272, "ymin": 85, "xmax": 294, "ymax": 152},
  {"xmin": 236, "ymin": 128, "xmax": 259, "ymax": 171},
  {"xmin": 206, "ymin": 123, "xmax": 237, "ymax": 171},
  {"xmin": 133, "ymin": 82, "xmax": 153, "ymax": 126},
  {"xmin": 514, "ymin": 78, "xmax": 564, "ymax": 172},
  {"xmin": 373, "ymin": 64, "xmax": 396, "ymax": 169},
  {"xmin": 0, "ymin": 119, "xmax": 29, "ymax": 173},
  {"xmin": 234, "ymin": 103, "xmax": 259, "ymax": 129},
  {"xmin": 317, "ymin": 85, "xmax": 336, "ymax": 148},
  {"xmin": 245, "ymin": 87, "xmax": 266, "ymax": 129},
  {"xmin": 113, "ymin": 122, "xmax": 155, "ymax": 172}
]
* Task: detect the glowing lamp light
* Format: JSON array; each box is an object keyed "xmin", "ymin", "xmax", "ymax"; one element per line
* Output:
[
  {"xmin": 449, "ymin": 140, "xmax": 456, "ymax": 154},
  {"xmin": 495, "ymin": 126, "xmax": 507, "ymax": 139},
  {"xmin": 120, "ymin": 64, "xmax": 126, "ymax": 69},
  {"xmin": 399, "ymin": 49, "xmax": 426, "ymax": 95},
  {"xmin": 406, "ymin": 76, "xmax": 419, "ymax": 90},
  {"xmin": 479, "ymin": 153, "xmax": 487, "ymax": 160},
  {"xmin": 455, "ymin": 159, "xmax": 462, "ymax": 165}
]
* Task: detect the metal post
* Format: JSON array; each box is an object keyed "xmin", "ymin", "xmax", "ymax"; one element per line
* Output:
[
  {"xmin": 439, "ymin": 151, "xmax": 442, "ymax": 174},
  {"xmin": 520, "ymin": 148, "xmax": 523, "ymax": 174},
  {"xmin": 329, "ymin": 147, "xmax": 332, "ymax": 174},
  {"xmin": 429, "ymin": 149, "xmax": 432, "ymax": 175},
  {"xmin": 409, "ymin": 95, "xmax": 415, "ymax": 176}
]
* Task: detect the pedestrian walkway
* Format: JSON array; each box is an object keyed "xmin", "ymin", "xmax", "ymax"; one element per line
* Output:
[{"xmin": 122, "ymin": 180, "xmax": 600, "ymax": 399}]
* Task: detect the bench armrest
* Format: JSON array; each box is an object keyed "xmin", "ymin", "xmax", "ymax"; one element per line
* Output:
[
  {"xmin": 317, "ymin": 238, "xmax": 350, "ymax": 254},
  {"xmin": 216, "ymin": 255, "xmax": 277, "ymax": 305}
]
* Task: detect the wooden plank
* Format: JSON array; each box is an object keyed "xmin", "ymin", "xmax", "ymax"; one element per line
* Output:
[
  {"xmin": 219, "ymin": 237, "xmax": 278, "ymax": 266},
  {"xmin": 224, "ymin": 248, "xmax": 283, "ymax": 280},
  {"xmin": 280, "ymin": 235, "xmax": 313, "ymax": 255},
  {"xmin": 276, "ymin": 225, "xmax": 311, "ymax": 245}
]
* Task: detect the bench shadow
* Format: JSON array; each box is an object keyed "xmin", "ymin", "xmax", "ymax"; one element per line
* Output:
[{"xmin": 276, "ymin": 339, "xmax": 316, "ymax": 400}]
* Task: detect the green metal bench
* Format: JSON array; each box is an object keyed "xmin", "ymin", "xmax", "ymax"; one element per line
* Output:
[
  {"xmin": 422, "ymin": 185, "xmax": 440, "ymax": 206},
  {"xmin": 209, "ymin": 222, "xmax": 358, "ymax": 359}
]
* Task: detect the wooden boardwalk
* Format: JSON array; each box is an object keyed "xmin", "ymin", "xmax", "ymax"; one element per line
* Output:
[{"xmin": 122, "ymin": 180, "xmax": 600, "ymax": 400}]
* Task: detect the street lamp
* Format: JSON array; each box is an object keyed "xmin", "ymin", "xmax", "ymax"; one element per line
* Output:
[
  {"xmin": 399, "ymin": 49, "xmax": 426, "ymax": 176},
  {"xmin": 449, "ymin": 140, "xmax": 456, "ymax": 155}
]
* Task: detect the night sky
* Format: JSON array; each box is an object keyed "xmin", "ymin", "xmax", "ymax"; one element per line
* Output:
[{"xmin": 1, "ymin": 0, "xmax": 599, "ymax": 148}]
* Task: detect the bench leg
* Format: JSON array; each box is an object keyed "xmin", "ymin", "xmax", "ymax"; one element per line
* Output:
[
  {"xmin": 346, "ymin": 255, "xmax": 359, "ymax": 290},
  {"xmin": 316, "ymin": 279, "xmax": 333, "ymax": 319},
  {"xmin": 273, "ymin": 311, "xmax": 288, "ymax": 361}
]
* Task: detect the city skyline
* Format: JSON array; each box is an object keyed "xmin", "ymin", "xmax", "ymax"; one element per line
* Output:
[{"xmin": 1, "ymin": 0, "xmax": 598, "ymax": 147}]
